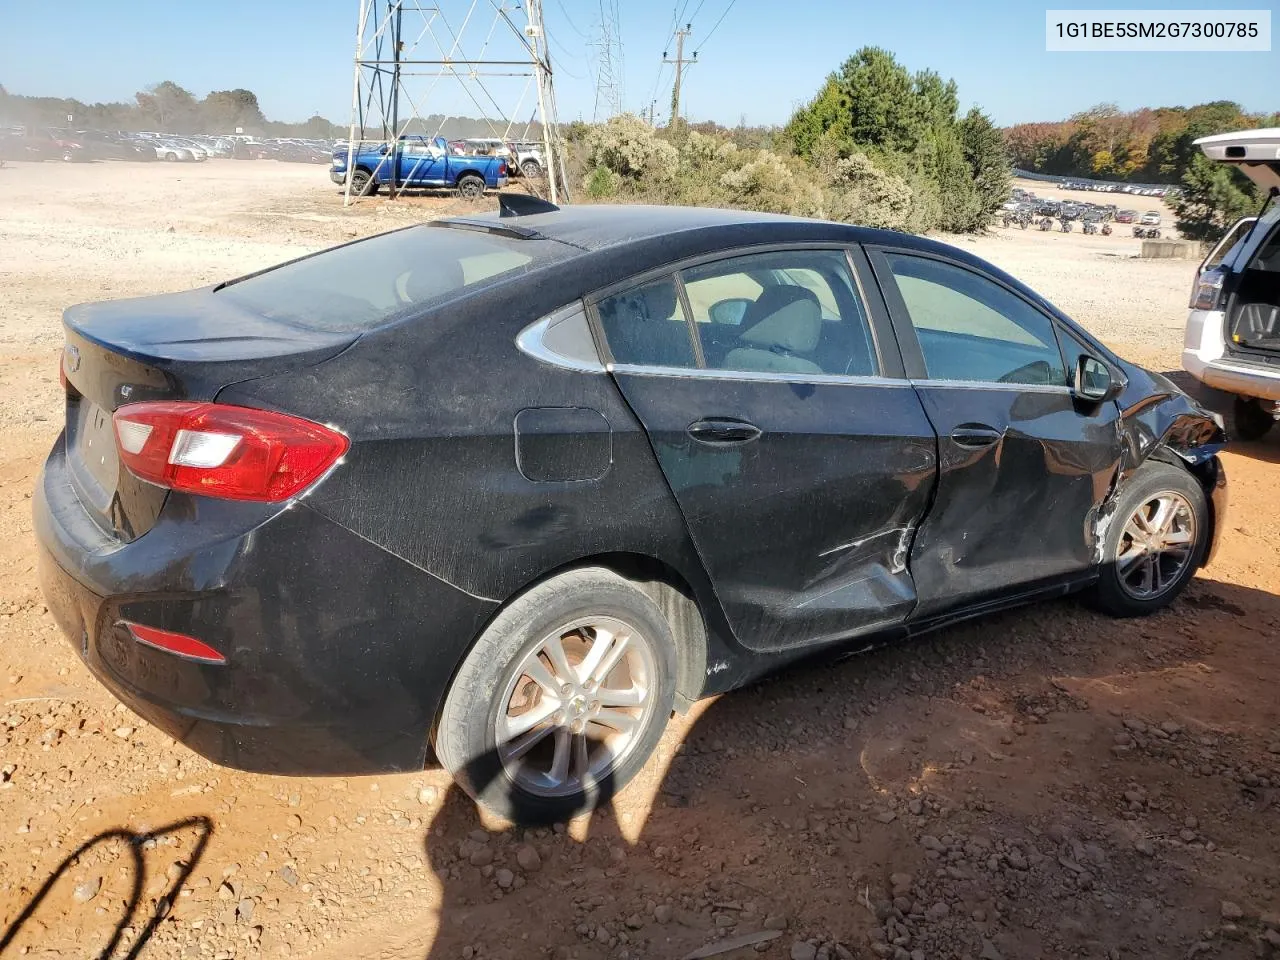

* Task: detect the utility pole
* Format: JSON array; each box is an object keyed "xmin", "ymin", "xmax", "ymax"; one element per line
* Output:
[{"xmin": 663, "ymin": 25, "xmax": 695, "ymax": 132}]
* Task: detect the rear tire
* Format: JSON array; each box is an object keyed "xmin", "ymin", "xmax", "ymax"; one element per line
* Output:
[
  {"xmin": 456, "ymin": 173, "xmax": 486, "ymax": 200},
  {"xmin": 435, "ymin": 567, "xmax": 677, "ymax": 823},
  {"xmin": 521, "ymin": 160, "xmax": 543, "ymax": 179},
  {"xmin": 1089, "ymin": 461, "xmax": 1208, "ymax": 618},
  {"xmin": 1233, "ymin": 396, "xmax": 1277, "ymax": 442}
]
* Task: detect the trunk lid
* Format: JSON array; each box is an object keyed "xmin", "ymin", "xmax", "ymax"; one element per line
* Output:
[
  {"xmin": 1195, "ymin": 128, "xmax": 1280, "ymax": 191},
  {"xmin": 61, "ymin": 287, "xmax": 357, "ymax": 542}
]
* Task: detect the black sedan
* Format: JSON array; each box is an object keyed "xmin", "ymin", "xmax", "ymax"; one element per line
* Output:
[{"xmin": 36, "ymin": 201, "xmax": 1227, "ymax": 822}]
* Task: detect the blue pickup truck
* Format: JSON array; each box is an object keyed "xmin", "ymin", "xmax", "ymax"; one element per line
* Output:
[{"xmin": 331, "ymin": 136, "xmax": 507, "ymax": 198}]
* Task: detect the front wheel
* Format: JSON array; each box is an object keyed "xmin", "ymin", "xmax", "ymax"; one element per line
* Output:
[
  {"xmin": 456, "ymin": 173, "xmax": 486, "ymax": 199},
  {"xmin": 520, "ymin": 160, "xmax": 543, "ymax": 179},
  {"xmin": 1233, "ymin": 396, "xmax": 1277, "ymax": 441},
  {"xmin": 349, "ymin": 169, "xmax": 377, "ymax": 196},
  {"xmin": 435, "ymin": 567, "xmax": 677, "ymax": 823},
  {"xmin": 1089, "ymin": 461, "xmax": 1208, "ymax": 617}
]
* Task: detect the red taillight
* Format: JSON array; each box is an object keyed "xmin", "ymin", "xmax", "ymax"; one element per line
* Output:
[
  {"xmin": 124, "ymin": 622, "xmax": 226, "ymax": 664},
  {"xmin": 112, "ymin": 401, "xmax": 348, "ymax": 502},
  {"xmin": 499, "ymin": 162, "xmax": 507, "ymax": 176}
]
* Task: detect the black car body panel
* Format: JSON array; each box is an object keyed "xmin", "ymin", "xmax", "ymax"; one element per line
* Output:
[
  {"xmin": 36, "ymin": 443, "xmax": 496, "ymax": 773},
  {"xmin": 62, "ymin": 291, "xmax": 356, "ymax": 541},
  {"xmin": 35, "ymin": 205, "xmax": 1229, "ymax": 775}
]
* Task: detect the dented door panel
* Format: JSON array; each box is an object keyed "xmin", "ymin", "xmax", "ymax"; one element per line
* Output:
[
  {"xmin": 906, "ymin": 383, "xmax": 1123, "ymax": 619},
  {"xmin": 609, "ymin": 372, "xmax": 937, "ymax": 652}
]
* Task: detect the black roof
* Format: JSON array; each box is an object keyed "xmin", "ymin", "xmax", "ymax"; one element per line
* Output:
[
  {"xmin": 456, "ymin": 203, "xmax": 821, "ymax": 251},
  {"xmin": 438, "ymin": 202, "xmax": 1055, "ymax": 320}
]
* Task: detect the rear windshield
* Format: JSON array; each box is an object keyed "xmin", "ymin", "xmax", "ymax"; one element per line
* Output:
[{"xmin": 218, "ymin": 225, "xmax": 567, "ymax": 332}]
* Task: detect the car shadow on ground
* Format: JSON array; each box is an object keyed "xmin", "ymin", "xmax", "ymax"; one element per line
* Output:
[
  {"xmin": 0, "ymin": 815, "xmax": 213, "ymax": 959},
  {"xmin": 412, "ymin": 574, "xmax": 1280, "ymax": 960}
]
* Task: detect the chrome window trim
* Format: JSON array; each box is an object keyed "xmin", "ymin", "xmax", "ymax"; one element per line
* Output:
[
  {"xmin": 515, "ymin": 301, "xmax": 607, "ymax": 374},
  {"xmin": 910, "ymin": 378, "xmax": 1073, "ymax": 394},
  {"xmin": 608, "ymin": 362, "xmax": 913, "ymax": 388}
]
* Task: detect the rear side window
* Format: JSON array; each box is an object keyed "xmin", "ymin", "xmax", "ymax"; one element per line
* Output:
[
  {"xmin": 596, "ymin": 278, "xmax": 698, "ymax": 368},
  {"xmin": 218, "ymin": 225, "xmax": 565, "ymax": 332},
  {"xmin": 884, "ymin": 253, "xmax": 1067, "ymax": 387},
  {"xmin": 681, "ymin": 250, "xmax": 877, "ymax": 376},
  {"xmin": 596, "ymin": 249, "xmax": 879, "ymax": 377}
]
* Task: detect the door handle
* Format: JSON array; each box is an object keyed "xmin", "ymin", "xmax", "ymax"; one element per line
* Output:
[
  {"xmin": 950, "ymin": 424, "xmax": 1003, "ymax": 447},
  {"xmin": 687, "ymin": 418, "xmax": 762, "ymax": 445}
]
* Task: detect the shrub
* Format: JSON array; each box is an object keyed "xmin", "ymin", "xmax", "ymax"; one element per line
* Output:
[
  {"xmin": 583, "ymin": 114, "xmax": 678, "ymax": 185},
  {"xmin": 582, "ymin": 165, "xmax": 620, "ymax": 200}
]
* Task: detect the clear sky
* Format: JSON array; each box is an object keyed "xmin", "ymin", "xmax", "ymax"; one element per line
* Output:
[{"xmin": 0, "ymin": 0, "xmax": 1274, "ymax": 128}]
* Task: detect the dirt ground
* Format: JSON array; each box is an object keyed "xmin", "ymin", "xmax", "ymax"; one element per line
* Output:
[{"xmin": 1, "ymin": 160, "xmax": 1278, "ymax": 960}]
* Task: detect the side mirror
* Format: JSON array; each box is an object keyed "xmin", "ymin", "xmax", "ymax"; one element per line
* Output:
[
  {"xmin": 1074, "ymin": 355, "xmax": 1119, "ymax": 403},
  {"xmin": 708, "ymin": 298, "xmax": 752, "ymax": 326}
]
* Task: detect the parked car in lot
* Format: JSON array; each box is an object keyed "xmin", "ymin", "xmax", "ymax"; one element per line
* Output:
[
  {"xmin": 1182, "ymin": 127, "xmax": 1280, "ymax": 440},
  {"xmin": 1140, "ymin": 211, "xmax": 1162, "ymax": 226},
  {"xmin": 332, "ymin": 135, "xmax": 508, "ymax": 197},
  {"xmin": 1115, "ymin": 209, "xmax": 1138, "ymax": 223},
  {"xmin": 150, "ymin": 140, "xmax": 197, "ymax": 162},
  {"xmin": 37, "ymin": 201, "xmax": 1227, "ymax": 822},
  {"xmin": 0, "ymin": 128, "xmax": 68, "ymax": 162}
]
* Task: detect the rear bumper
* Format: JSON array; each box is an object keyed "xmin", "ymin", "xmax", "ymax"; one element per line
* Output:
[
  {"xmin": 1186, "ymin": 356, "xmax": 1280, "ymax": 401},
  {"xmin": 34, "ymin": 436, "xmax": 497, "ymax": 774},
  {"xmin": 1182, "ymin": 307, "xmax": 1280, "ymax": 400}
]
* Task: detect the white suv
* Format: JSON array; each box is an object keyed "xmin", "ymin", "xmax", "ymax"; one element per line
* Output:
[{"xmin": 1182, "ymin": 128, "xmax": 1280, "ymax": 440}]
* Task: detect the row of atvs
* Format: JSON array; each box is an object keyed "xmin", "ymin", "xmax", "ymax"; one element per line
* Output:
[{"xmin": 1001, "ymin": 211, "xmax": 1162, "ymax": 238}]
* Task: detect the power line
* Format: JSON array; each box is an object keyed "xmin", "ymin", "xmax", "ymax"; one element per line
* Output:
[
  {"xmin": 661, "ymin": 0, "xmax": 689, "ymax": 55},
  {"xmin": 694, "ymin": 0, "xmax": 737, "ymax": 54},
  {"xmin": 550, "ymin": 0, "xmax": 589, "ymax": 39}
]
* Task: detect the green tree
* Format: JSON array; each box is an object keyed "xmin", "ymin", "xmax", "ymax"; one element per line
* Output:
[
  {"xmin": 201, "ymin": 89, "xmax": 266, "ymax": 133},
  {"xmin": 784, "ymin": 76, "xmax": 849, "ymax": 159},
  {"xmin": 1173, "ymin": 153, "xmax": 1260, "ymax": 241},
  {"xmin": 957, "ymin": 107, "xmax": 1011, "ymax": 222},
  {"xmin": 836, "ymin": 46, "xmax": 920, "ymax": 153},
  {"xmin": 135, "ymin": 81, "xmax": 196, "ymax": 131}
]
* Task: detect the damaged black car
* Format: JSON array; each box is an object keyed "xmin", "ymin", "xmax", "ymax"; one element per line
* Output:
[{"xmin": 35, "ymin": 200, "xmax": 1227, "ymax": 822}]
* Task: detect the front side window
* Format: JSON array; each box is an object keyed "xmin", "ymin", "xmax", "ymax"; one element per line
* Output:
[{"xmin": 884, "ymin": 253, "xmax": 1067, "ymax": 387}]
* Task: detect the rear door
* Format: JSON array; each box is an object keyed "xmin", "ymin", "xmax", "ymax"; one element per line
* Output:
[
  {"xmin": 867, "ymin": 247, "xmax": 1123, "ymax": 619},
  {"xmin": 592, "ymin": 246, "xmax": 937, "ymax": 653}
]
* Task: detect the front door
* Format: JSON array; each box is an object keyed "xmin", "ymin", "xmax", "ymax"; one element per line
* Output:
[
  {"xmin": 592, "ymin": 247, "xmax": 937, "ymax": 652},
  {"xmin": 396, "ymin": 138, "xmax": 446, "ymax": 186},
  {"xmin": 868, "ymin": 247, "xmax": 1123, "ymax": 619}
]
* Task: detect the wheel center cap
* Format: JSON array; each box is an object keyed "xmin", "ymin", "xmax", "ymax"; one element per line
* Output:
[{"xmin": 569, "ymin": 694, "xmax": 589, "ymax": 718}]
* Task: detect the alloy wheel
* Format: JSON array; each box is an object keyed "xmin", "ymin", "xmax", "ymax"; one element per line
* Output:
[
  {"xmin": 1115, "ymin": 492, "xmax": 1197, "ymax": 600},
  {"xmin": 495, "ymin": 616, "xmax": 657, "ymax": 799}
]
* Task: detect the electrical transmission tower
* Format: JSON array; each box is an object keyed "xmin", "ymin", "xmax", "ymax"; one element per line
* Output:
[
  {"xmin": 344, "ymin": 0, "xmax": 569, "ymax": 204},
  {"xmin": 662, "ymin": 24, "xmax": 696, "ymax": 131},
  {"xmin": 590, "ymin": 0, "xmax": 625, "ymax": 121}
]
